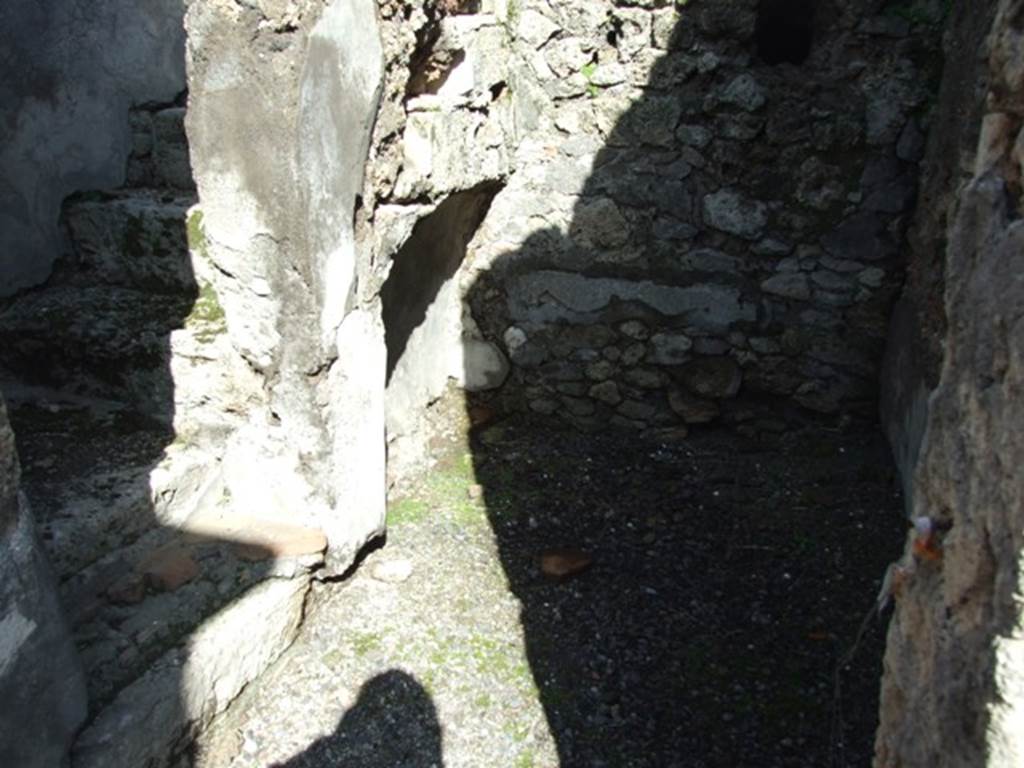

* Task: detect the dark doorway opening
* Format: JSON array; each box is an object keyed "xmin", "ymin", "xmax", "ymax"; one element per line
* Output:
[{"xmin": 756, "ymin": 0, "xmax": 816, "ymax": 65}]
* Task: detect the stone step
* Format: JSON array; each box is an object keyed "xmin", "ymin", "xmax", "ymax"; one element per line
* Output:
[
  {"xmin": 6, "ymin": 398, "xmax": 215, "ymax": 580},
  {"xmin": 68, "ymin": 512, "xmax": 324, "ymax": 765},
  {"xmin": 127, "ymin": 106, "xmax": 195, "ymax": 192},
  {"xmin": 72, "ymin": 575, "xmax": 310, "ymax": 768},
  {"xmin": 5, "ymin": 390, "xmax": 290, "ymax": 579},
  {"xmin": 0, "ymin": 275, "xmax": 247, "ymax": 422},
  {"xmin": 65, "ymin": 510, "xmax": 325, "ymax": 710},
  {"xmin": 5, "ymin": 390, "xmax": 326, "ymax": 763},
  {"xmin": 63, "ymin": 188, "xmax": 198, "ymax": 294},
  {"xmin": 0, "ymin": 284, "xmax": 193, "ymax": 415}
]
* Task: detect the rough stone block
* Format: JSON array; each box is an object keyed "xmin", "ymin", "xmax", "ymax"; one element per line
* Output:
[
  {"xmin": 680, "ymin": 357, "xmax": 742, "ymax": 399},
  {"xmin": 152, "ymin": 108, "xmax": 194, "ymax": 190},
  {"xmin": 702, "ymin": 189, "xmax": 769, "ymax": 240},
  {"xmin": 72, "ymin": 576, "xmax": 308, "ymax": 768},
  {"xmin": 64, "ymin": 192, "xmax": 196, "ymax": 293},
  {"xmin": 647, "ymin": 333, "xmax": 693, "ymax": 365}
]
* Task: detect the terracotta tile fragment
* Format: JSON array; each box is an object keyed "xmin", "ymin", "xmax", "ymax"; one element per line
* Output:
[{"xmin": 539, "ymin": 548, "xmax": 593, "ymax": 580}]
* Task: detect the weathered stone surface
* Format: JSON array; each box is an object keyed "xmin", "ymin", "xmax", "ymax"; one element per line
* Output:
[
  {"xmin": 570, "ymin": 197, "xmax": 630, "ymax": 248},
  {"xmin": 6, "ymin": 188, "xmax": 246, "ymax": 445},
  {"xmin": 0, "ymin": 284, "xmax": 190, "ymax": 415},
  {"xmin": 151, "ymin": 108, "xmax": 194, "ymax": 191},
  {"xmin": 880, "ymin": 0, "xmax": 996, "ymax": 517},
  {"xmin": 821, "ymin": 213, "xmax": 895, "ymax": 262},
  {"xmin": 125, "ymin": 103, "xmax": 195, "ymax": 192},
  {"xmin": 877, "ymin": 5, "xmax": 1024, "ymax": 763},
  {"xmin": 589, "ymin": 380, "xmax": 622, "ymax": 405},
  {"xmin": 508, "ymin": 271, "xmax": 756, "ymax": 332},
  {"xmin": 624, "ymin": 368, "xmax": 664, "ymax": 389},
  {"xmin": 668, "ymin": 388, "xmax": 720, "ymax": 424},
  {"xmin": 73, "ymin": 576, "xmax": 308, "ymax": 768},
  {"xmin": 678, "ymin": 248, "xmax": 742, "ymax": 273},
  {"xmin": 529, "ymin": 398, "xmax": 559, "ymax": 415},
  {"xmin": 761, "ymin": 273, "xmax": 811, "ymax": 301},
  {"xmin": 616, "ymin": 399, "xmax": 656, "ymax": 422},
  {"xmin": 517, "ymin": 9, "xmax": 560, "ymax": 48},
  {"xmin": 462, "ymin": 339, "xmax": 511, "ymax": 392},
  {"xmin": 394, "ymin": 103, "xmax": 512, "ymax": 200},
  {"xmin": 878, "ymin": 179, "xmax": 1024, "ymax": 766},
  {"xmin": 64, "ymin": 191, "xmax": 196, "ymax": 292},
  {"xmin": 720, "ymin": 74, "xmax": 766, "ymax": 112},
  {"xmin": 186, "ymin": 0, "xmax": 387, "ymax": 574},
  {"xmin": 618, "ymin": 320, "xmax": 651, "ymax": 340},
  {"xmin": 647, "ymin": 333, "xmax": 693, "ymax": 365},
  {"xmin": 0, "ymin": 397, "xmax": 88, "ymax": 768},
  {"xmin": 561, "ymin": 395, "xmax": 596, "ymax": 417},
  {"xmin": 326, "ymin": 310, "xmax": 387, "ymax": 574},
  {"xmin": 297, "ymin": 0, "xmax": 385, "ymax": 345},
  {"xmin": 677, "ymin": 124, "xmax": 712, "ymax": 148},
  {"xmin": 680, "ymin": 358, "xmax": 742, "ymax": 400},
  {"xmin": 702, "ymin": 189, "xmax": 768, "ymax": 240}
]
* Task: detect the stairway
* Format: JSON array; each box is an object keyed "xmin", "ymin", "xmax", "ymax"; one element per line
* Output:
[{"xmin": 0, "ymin": 104, "xmax": 325, "ymax": 767}]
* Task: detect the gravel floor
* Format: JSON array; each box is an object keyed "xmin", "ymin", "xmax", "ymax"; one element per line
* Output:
[{"xmin": 197, "ymin": 409, "xmax": 905, "ymax": 768}]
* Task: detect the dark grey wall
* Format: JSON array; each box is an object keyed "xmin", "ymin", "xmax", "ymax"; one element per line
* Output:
[
  {"xmin": 0, "ymin": 0, "xmax": 187, "ymax": 295},
  {"xmin": 879, "ymin": 0, "xmax": 996, "ymax": 512},
  {"xmin": 0, "ymin": 397, "xmax": 87, "ymax": 767}
]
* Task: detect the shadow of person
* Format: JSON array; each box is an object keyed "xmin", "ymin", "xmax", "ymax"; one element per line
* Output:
[
  {"xmin": 271, "ymin": 670, "xmax": 444, "ymax": 768},
  {"xmin": 459, "ymin": 3, "xmax": 905, "ymax": 766}
]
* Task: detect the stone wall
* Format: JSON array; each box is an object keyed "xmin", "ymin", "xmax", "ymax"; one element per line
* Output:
[
  {"xmin": 184, "ymin": 0, "xmax": 390, "ymax": 574},
  {"xmin": 373, "ymin": 3, "xmax": 521, "ymax": 477},
  {"xmin": 291, "ymin": 0, "xmax": 945, "ymax": 474},
  {"xmin": 458, "ymin": 0, "xmax": 942, "ymax": 432},
  {"xmin": 184, "ymin": 0, "xmax": 946, "ymax": 552},
  {"xmin": 0, "ymin": 0, "xmax": 187, "ymax": 295},
  {"xmin": 185, "ymin": 0, "xmax": 522, "ymax": 507},
  {"xmin": 874, "ymin": 1, "xmax": 1024, "ymax": 764},
  {"xmin": 1, "ymin": 0, "xmax": 1021, "ymax": 763},
  {"xmin": 0, "ymin": 395, "xmax": 87, "ymax": 767},
  {"xmin": 880, "ymin": 0, "xmax": 997, "ymax": 509}
]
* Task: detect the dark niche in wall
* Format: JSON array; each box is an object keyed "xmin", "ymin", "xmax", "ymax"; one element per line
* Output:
[
  {"xmin": 381, "ymin": 181, "xmax": 501, "ymax": 382},
  {"xmin": 756, "ymin": 0, "xmax": 816, "ymax": 65}
]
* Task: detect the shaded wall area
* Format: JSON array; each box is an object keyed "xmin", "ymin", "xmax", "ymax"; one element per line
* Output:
[
  {"xmin": 0, "ymin": 2, "xmax": 188, "ymax": 765},
  {"xmin": 0, "ymin": 0, "xmax": 187, "ymax": 295},
  {"xmin": 879, "ymin": 0, "xmax": 997, "ymax": 510}
]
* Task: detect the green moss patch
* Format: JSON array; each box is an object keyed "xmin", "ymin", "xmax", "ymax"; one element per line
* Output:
[
  {"xmin": 184, "ymin": 281, "xmax": 227, "ymax": 343},
  {"xmin": 186, "ymin": 209, "xmax": 209, "ymax": 260}
]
